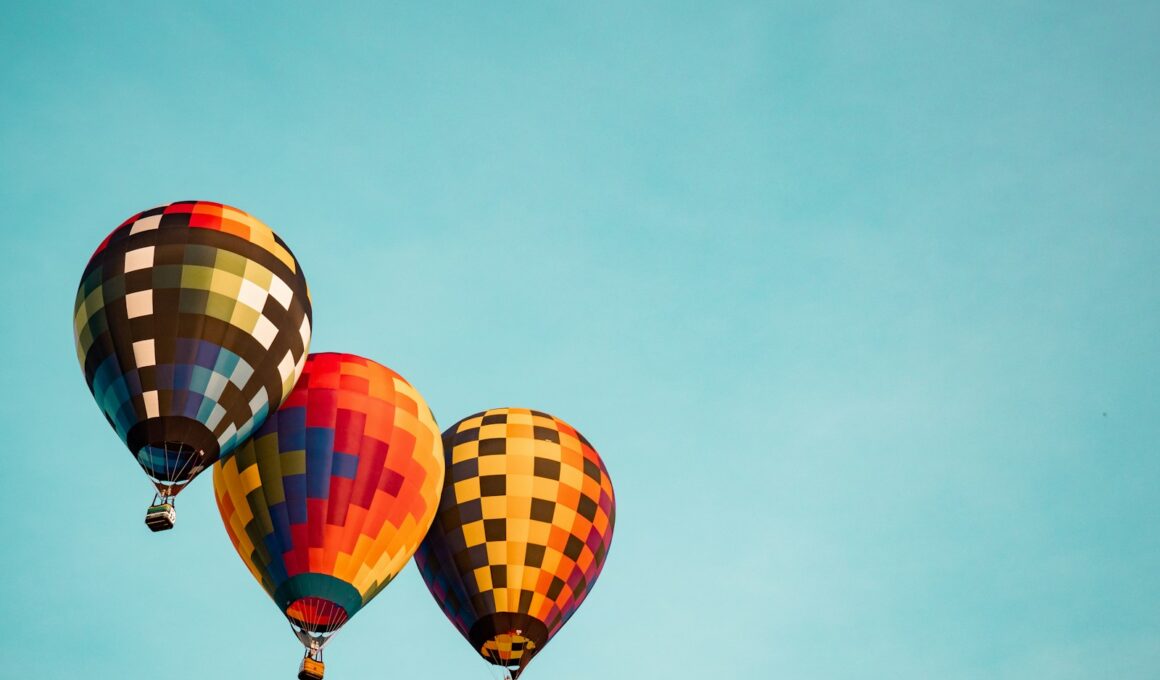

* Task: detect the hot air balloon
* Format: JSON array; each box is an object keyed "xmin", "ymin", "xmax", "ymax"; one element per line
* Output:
[
  {"xmin": 73, "ymin": 201, "xmax": 312, "ymax": 531},
  {"xmin": 213, "ymin": 353, "xmax": 444, "ymax": 680},
  {"xmin": 415, "ymin": 408, "xmax": 616, "ymax": 679}
]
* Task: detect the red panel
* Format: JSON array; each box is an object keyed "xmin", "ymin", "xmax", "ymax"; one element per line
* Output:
[
  {"xmin": 333, "ymin": 409, "xmax": 366, "ymax": 454},
  {"xmin": 307, "ymin": 498, "xmax": 327, "ymax": 547},
  {"xmin": 327, "ymin": 476, "xmax": 354, "ymax": 526},
  {"xmin": 305, "ymin": 388, "xmax": 339, "ymax": 427},
  {"xmin": 350, "ymin": 437, "xmax": 388, "ymax": 509}
]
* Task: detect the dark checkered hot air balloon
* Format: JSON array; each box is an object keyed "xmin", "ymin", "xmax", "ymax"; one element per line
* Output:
[
  {"xmin": 415, "ymin": 408, "xmax": 616, "ymax": 680},
  {"xmin": 73, "ymin": 201, "xmax": 312, "ymax": 530},
  {"xmin": 213, "ymin": 353, "xmax": 445, "ymax": 680}
]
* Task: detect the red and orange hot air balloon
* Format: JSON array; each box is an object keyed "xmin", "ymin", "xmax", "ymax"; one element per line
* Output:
[
  {"xmin": 415, "ymin": 407, "xmax": 616, "ymax": 679},
  {"xmin": 214, "ymin": 353, "xmax": 443, "ymax": 679}
]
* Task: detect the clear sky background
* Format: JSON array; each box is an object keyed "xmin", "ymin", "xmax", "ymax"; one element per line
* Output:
[{"xmin": 1, "ymin": 2, "xmax": 1158, "ymax": 679}]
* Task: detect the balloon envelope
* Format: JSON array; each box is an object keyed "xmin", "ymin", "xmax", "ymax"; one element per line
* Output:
[
  {"xmin": 214, "ymin": 352, "xmax": 444, "ymax": 647},
  {"xmin": 415, "ymin": 408, "xmax": 616, "ymax": 678},
  {"xmin": 74, "ymin": 201, "xmax": 312, "ymax": 495}
]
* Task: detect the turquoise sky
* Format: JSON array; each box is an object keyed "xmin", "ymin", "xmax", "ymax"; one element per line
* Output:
[{"xmin": 2, "ymin": 2, "xmax": 1158, "ymax": 678}]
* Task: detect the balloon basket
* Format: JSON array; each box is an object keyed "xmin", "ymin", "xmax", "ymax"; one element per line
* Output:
[
  {"xmin": 144, "ymin": 503, "xmax": 176, "ymax": 532},
  {"xmin": 298, "ymin": 656, "xmax": 325, "ymax": 680}
]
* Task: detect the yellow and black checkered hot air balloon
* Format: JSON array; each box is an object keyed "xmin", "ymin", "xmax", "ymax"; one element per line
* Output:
[{"xmin": 415, "ymin": 408, "xmax": 616, "ymax": 679}]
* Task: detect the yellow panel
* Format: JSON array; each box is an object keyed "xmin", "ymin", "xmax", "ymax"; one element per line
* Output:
[
  {"xmin": 209, "ymin": 268, "xmax": 243, "ymax": 299},
  {"xmin": 338, "ymin": 534, "xmax": 374, "ymax": 584},
  {"xmin": 224, "ymin": 465, "xmax": 254, "ymax": 527},
  {"xmin": 473, "ymin": 566, "xmax": 492, "ymax": 591},
  {"xmin": 493, "ymin": 588, "xmax": 509, "ymax": 611},
  {"xmin": 557, "ymin": 430, "xmax": 582, "ymax": 451},
  {"xmin": 477, "ymin": 455, "xmax": 507, "ymax": 476},
  {"xmin": 541, "ymin": 547, "xmax": 562, "ymax": 574},
  {"xmin": 559, "ymin": 464, "xmax": 583, "ymax": 490},
  {"xmin": 530, "ymin": 415, "xmax": 556, "ymax": 429},
  {"xmin": 481, "ymin": 496, "xmax": 506, "ymax": 519},
  {"xmin": 357, "ymin": 542, "xmax": 409, "ymax": 596},
  {"xmin": 506, "ymin": 517, "xmax": 532, "ymax": 542},
  {"xmin": 451, "ymin": 442, "xmax": 479, "ymax": 464},
  {"xmin": 527, "ymin": 521, "xmax": 551, "ymax": 545},
  {"xmin": 459, "ymin": 415, "xmax": 485, "ymax": 430},
  {"xmin": 531, "ymin": 477, "xmax": 560, "ymax": 500},
  {"xmin": 461, "ymin": 520, "xmax": 486, "ymax": 547},
  {"xmin": 453, "ymin": 478, "xmax": 481, "ymax": 502},
  {"xmin": 418, "ymin": 404, "xmax": 440, "ymax": 433},
  {"xmin": 394, "ymin": 408, "xmax": 419, "ymax": 438},
  {"xmin": 486, "ymin": 542, "xmax": 507, "ymax": 563},
  {"xmin": 508, "ymin": 503, "xmax": 532, "ymax": 535},
  {"xmin": 480, "ymin": 423, "xmax": 508, "ymax": 439},
  {"xmin": 269, "ymin": 242, "xmax": 295, "ymax": 271},
  {"xmin": 247, "ymin": 223, "xmax": 277, "ymax": 252},
  {"xmin": 506, "ymin": 440, "xmax": 536, "ymax": 467},
  {"xmin": 227, "ymin": 513, "xmax": 256, "ymax": 566},
  {"xmin": 239, "ymin": 464, "xmax": 262, "ymax": 494},
  {"xmin": 391, "ymin": 377, "xmax": 421, "ymax": 405},
  {"xmin": 507, "ymin": 474, "xmax": 534, "ymax": 499},
  {"xmin": 552, "ymin": 505, "xmax": 577, "ymax": 530},
  {"xmin": 243, "ymin": 259, "xmax": 273, "ymax": 288},
  {"xmin": 352, "ymin": 515, "xmax": 412, "ymax": 596}
]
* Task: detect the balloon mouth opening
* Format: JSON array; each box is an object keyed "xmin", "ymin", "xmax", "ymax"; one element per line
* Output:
[
  {"xmin": 481, "ymin": 632, "xmax": 537, "ymax": 667},
  {"xmin": 469, "ymin": 614, "xmax": 548, "ymax": 679},
  {"xmin": 287, "ymin": 597, "xmax": 350, "ymax": 632},
  {"xmin": 287, "ymin": 598, "xmax": 348, "ymax": 655},
  {"xmin": 127, "ymin": 417, "xmax": 220, "ymax": 483},
  {"xmin": 136, "ymin": 441, "xmax": 211, "ymax": 491}
]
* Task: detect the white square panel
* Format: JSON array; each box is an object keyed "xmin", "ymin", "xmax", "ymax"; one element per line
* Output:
[
  {"xmin": 248, "ymin": 386, "xmax": 268, "ymax": 418},
  {"xmin": 124, "ymin": 290, "xmax": 153, "ymax": 318},
  {"xmin": 229, "ymin": 358, "xmax": 254, "ymax": 389},
  {"xmin": 129, "ymin": 214, "xmax": 162, "ymax": 234},
  {"xmin": 207, "ymin": 403, "xmax": 227, "ymax": 430},
  {"xmin": 132, "ymin": 339, "xmax": 155, "ymax": 367},
  {"xmin": 205, "ymin": 372, "xmax": 230, "ymax": 401},
  {"xmin": 299, "ymin": 315, "xmax": 312, "ymax": 348},
  {"xmin": 268, "ymin": 274, "xmax": 293, "ymax": 309},
  {"xmin": 253, "ymin": 315, "xmax": 278, "ymax": 349},
  {"xmin": 237, "ymin": 278, "xmax": 269, "ymax": 313},
  {"xmin": 124, "ymin": 246, "xmax": 155, "ymax": 273},
  {"xmin": 218, "ymin": 422, "xmax": 238, "ymax": 446},
  {"xmin": 142, "ymin": 390, "xmax": 159, "ymax": 418},
  {"xmin": 277, "ymin": 350, "xmax": 295, "ymax": 382}
]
